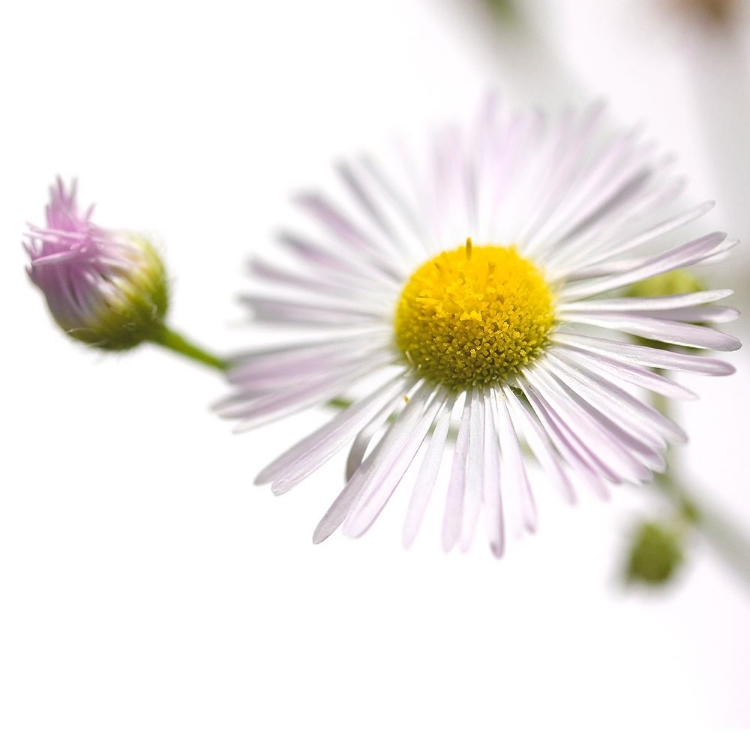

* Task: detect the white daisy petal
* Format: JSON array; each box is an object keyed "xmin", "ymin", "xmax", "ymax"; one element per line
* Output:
[
  {"xmin": 336, "ymin": 161, "xmax": 405, "ymax": 250},
  {"xmin": 496, "ymin": 393, "xmax": 538, "ymax": 533},
  {"xmin": 459, "ymin": 389, "xmax": 486, "ymax": 552},
  {"xmin": 342, "ymin": 386, "xmax": 447, "ymax": 539},
  {"xmin": 228, "ymin": 335, "xmax": 386, "ymax": 377},
  {"xmin": 482, "ymin": 108, "xmax": 546, "ymax": 241},
  {"xmin": 221, "ymin": 355, "xmax": 397, "ymax": 426},
  {"xmin": 260, "ymin": 373, "xmax": 413, "ymax": 492},
  {"xmin": 544, "ymin": 347, "xmax": 687, "ymax": 444},
  {"xmin": 481, "ymin": 391, "xmax": 505, "ymax": 558},
  {"xmin": 559, "ymin": 310, "xmax": 741, "ymax": 350},
  {"xmin": 644, "ymin": 305, "xmax": 739, "ymax": 324},
  {"xmin": 294, "ymin": 192, "xmax": 399, "ymax": 272},
  {"xmin": 526, "ymin": 365, "xmax": 652, "ymax": 484},
  {"xmin": 358, "ymin": 154, "xmax": 431, "ymax": 253},
  {"xmin": 345, "ymin": 398, "xmax": 398, "ymax": 481},
  {"xmin": 222, "ymin": 99, "xmax": 740, "ymax": 555},
  {"xmin": 535, "ymin": 163, "xmax": 684, "ymax": 275},
  {"xmin": 558, "ymin": 288, "xmax": 733, "ymax": 314},
  {"xmin": 550, "ymin": 344, "xmax": 697, "ymax": 400},
  {"xmin": 542, "ymin": 354, "xmax": 668, "ymax": 471},
  {"xmin": 402, "ymin": 394, "xmax": 456, "ymax": 549},
  {"xmin": 517, "ymin": 379, "xmax": 610, "ymax": 500},
  {"xmin": 442, "ymin": 392, "xmax": 473, "ymax": 553},
  {"xmin": 275, "ymin": 230, "xmax": 398, "ymax": 286},
  {"xmin": 504, "ymin": 387, "xmax": 576, "ymax": 506},
  {"xmin": 545, "ymin": 201, "xmax": 715, "ymax": 277},
  {"xmin": 241, "ymin": 295, "xmax": 387, "ymax": 326},
  {"xmin": 229, "ymin": 345, "xmax": 392, "ymax": 393},
  {"xmin": 559, "ymin": 232, "xmax": 731, "ymax": 301},
  {"xmin": 543, "ymin": 353, "xmax": 668, "ymax": 446},
  {"xmin": 248, "ymin": 256, "xmax": 395, "ymax": 311},
  {"xmin": 528, "ymin": 134, "xmax": 655, "ymax": 256},
  {"xmin": 312, "ymin": 463, "xmax": 371, "ymax": 544},
  {"xmin": 552, "ymin": 332, "xmax": 736, "ymax": 376},
  {"xmin": 519, "ymin": 102, "xmax": 607, "ymax": 250}
]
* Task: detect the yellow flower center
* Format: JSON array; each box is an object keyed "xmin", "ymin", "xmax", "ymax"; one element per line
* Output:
[{"xmin": 394, "ymin": 241, "xmax": 555, "ymax": 391}]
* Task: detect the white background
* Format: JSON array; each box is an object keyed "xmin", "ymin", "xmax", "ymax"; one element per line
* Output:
[{"xmin": 1, "ymin": 0, "xmax": 749, "ymax": 744}]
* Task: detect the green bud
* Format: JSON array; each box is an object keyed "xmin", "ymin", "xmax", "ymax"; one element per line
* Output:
[
  {"xmin": 625, "ymin": 521, "xmax": 685, "ymax": 586},
  {"xmin": 68, "ymin": 235, "xmax": 169, "ymax": 351},
  {"xmin": 625, "ymin": 269, "xmax": 705, "ymax": 299}
]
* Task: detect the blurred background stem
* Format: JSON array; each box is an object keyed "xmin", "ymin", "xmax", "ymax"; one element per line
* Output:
[
  {"xmin": 647, "ymin": 384, "xmax": 750, "ymax": 591},
  {"xmin": 657, "ymin": 446, "xmax": 750, "ymax": 590}
]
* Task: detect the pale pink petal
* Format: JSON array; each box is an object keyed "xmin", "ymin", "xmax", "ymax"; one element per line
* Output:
[
  {"xmin": 258, "ymin": 373, "xmax": 412, "ymax": 492},
  {"xmin": 275, "ymin": 230, "xmax": 397, "ymax": 286},
  {"xmin": 503, "ymin": 387, "xmax": 576, "ymax": 505},
  {"xmin": 481, "ymin": 391, "xmax": 505, "ymax": 558},
  {"xmin": 294, "ymin": 192, "xmax": 406, "ymax": 281},
  {"xmin": 526, "ymin": 365, "xmax": 653, "ymax": 484},
  {"xmin": 496, "ymin": 394, "xmax": 538, "ymax": 533},
  {"xmin": 345, "ymin": 400, "xmax": 396, "ymax": 481},
  {"xmin": 220, "ymin": 355, "xmax": 397, "ymax": 425},
  {"xmin": 402, "ymin": 395, "xmax": 455, "ymax": 549},
  {"xmin": 552, "ymin": 332, "xmax": 736, "ymax": 376},
  {"xmin": 248, "ymin": 257, "xmax": 395, "ymax": 311},
  {"xmin": 558, "ymin": 232, "xmax": 731, "ymax": 301},
  {"xmin": 459, "ymin": 389, "xmax": 486, "ymax": 552},
  {"xmin": 336, "ymin": 160, "xmax": 418, "ymax": 266},
  {"xmin": 557, "ymin": 288, "xmax": 732, "ymax": 314},
  {"xmin": 545, "ymin": 346, "xmax": 687, "ymax": 444},
  {"xmin": 343, "ymin": 387, "xmax": 447, "ymax": 538},
  {"xmin": 546, "ymin": 202, "xmax": 715, "ymax": 277},
  {"xmin": 542, "ymin": 354, "xmax": 667, "ymax": 472},
  {"xmin": 559, "ymin": 309, "xmax": 741, "ymax": 351},
  {"xmin": 240, "ymin": 295, "xmax": 387, "ymax": 326},
  {"xmin": 442, "ymin": 392, "xmax": 472, "ymax": 553},
  {"xmin": 517, "ymin": 378, "xmax": 614, "ymax": 495},
  {"xmin": 551, "ymin": 343, "xmax": 697, "ymax": 400}
]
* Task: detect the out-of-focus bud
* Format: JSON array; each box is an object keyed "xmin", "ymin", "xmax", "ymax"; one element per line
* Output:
[
  {"xmin": 625, "ymin": 521, "xmax": 685, "ymax": 586},
  {"xmin": 626, "ymin": 269, "xmax": 705, "ymax": 299},
  {"xmin": 670, "ymin": 0, "xmax": 738, "ymax": 28},
  {"xmin": 481, "ymin": 0, "xmax": 520, "ymax": 24},
  {"xmin": 24, "ymin": 178, "xmax": 168, "ymax": 351},
  {"xmin": 625, "ymin": 270, "xmax": 707, "ymax": 353}
]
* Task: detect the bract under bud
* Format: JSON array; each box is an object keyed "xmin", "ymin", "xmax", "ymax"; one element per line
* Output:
[{"xmin": 25, "ymin": 178, "xmax": 168, "ymax": 351}]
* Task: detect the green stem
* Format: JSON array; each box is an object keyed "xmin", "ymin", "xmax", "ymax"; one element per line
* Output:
[
  {"xmin": 653, "ymin": 407, "xmax": 750, "ymax": 592},
  {"xmin": 150, "ymin": 325, "xmax": 228, "ymax": 372},
  {"xmin": 648, "ymin": 372, "xmax": 750, "ymax": 592},
  {"xmin": 659, "ymin": 470, "xmax": 750, "ymax": 590},
  {"xmin": 690, "ymin": 497, "xmax": 750, "ymax": 589}
]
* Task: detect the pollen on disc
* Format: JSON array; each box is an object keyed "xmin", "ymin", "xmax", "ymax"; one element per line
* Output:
[{"xmin": 394, "ymin": 242, "xmax": 555, "ymax": 391}]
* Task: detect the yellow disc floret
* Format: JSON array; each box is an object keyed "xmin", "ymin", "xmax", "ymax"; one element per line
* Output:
[{"xmin": 395, "ymin": 241, "xmax": 555, "ymax": 390}]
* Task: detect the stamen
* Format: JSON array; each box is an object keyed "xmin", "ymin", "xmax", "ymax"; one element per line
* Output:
[{"xmin": 395, "ymin": 242, "xmax": 556, "ymax": 390}]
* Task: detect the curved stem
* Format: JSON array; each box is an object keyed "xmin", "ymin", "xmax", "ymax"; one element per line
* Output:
[
  {"xmin": 659, "ymin": 469, "xmax": 750, "ymax": 590},
  {"xmin": 150, "ymin": 325, "xmax": 228, "ymax": 372},
  {"xmin": 691, "ymin": 498, "xmax": 750, "ymax": 588}
]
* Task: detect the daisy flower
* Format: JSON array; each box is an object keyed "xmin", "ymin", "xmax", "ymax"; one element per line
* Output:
[{"xmin": 221, "ymin": 99, "xmax": 740, "ymax": 555}]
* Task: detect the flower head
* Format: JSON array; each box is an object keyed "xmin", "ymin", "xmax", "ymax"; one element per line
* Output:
[
  {"xmin": 221, "ymin": 99, "xmax": 741, "ymax": 555},
  {"xmin": 25, "ymin": 178, "xmax": 168, "ymax": 351}
]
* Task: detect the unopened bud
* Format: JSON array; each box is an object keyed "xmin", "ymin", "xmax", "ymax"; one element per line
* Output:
[
  {"xmin": 25, "ymin": 178, "xmax": 168, "ymax": 351},
  {"xmin": 625, "ymin": 521, "xmax": 685, "ymax": 586},
  {"xmin": 626, "ymin": 269, "xmax": 704, "ymax": 299}
]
